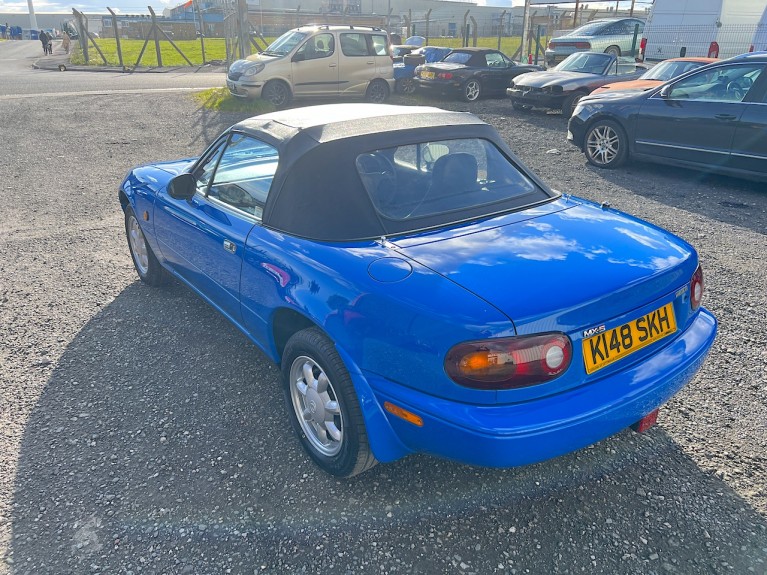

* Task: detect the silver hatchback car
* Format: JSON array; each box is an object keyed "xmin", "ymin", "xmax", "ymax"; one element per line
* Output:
[{"xmin": 227, "ymin": 25, "xmax": 395, "ymax": 107}]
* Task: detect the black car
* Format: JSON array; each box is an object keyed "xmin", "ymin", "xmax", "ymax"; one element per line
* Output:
[
  {"xmin": 567, "ymin": 53, "xmax": 767, "ymax": 181},
  {"xmin": 415, "ymin": 48, "xmax": 543, "ymax": 102},
  {"xmin": 507, "ymin": 52, "xmax": 648, "ymax": 117}
]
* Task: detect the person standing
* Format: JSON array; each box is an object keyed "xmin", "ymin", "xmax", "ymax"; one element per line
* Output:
[{"xmin": 39, "ymin": 30, "xmax": 49, "ymax": 55}]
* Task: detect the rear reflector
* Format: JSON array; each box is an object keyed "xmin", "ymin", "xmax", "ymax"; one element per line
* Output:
[{"xmin": 631, "ymin": 408, "xmax": 659, "ymax": 433}]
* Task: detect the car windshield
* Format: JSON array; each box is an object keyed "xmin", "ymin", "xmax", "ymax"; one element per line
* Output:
[
  {"xmin": 640, "ymin": 60, "xmax": 707, "ymax": 81},
  {"xmin": 356, "ymin": 138, "xmax": 545, "ymax": 222},
  {"xmin": 263, "ymin": 30, "xmax": 307, "ymax": 56},
  {"xmin": 442, "ymin": 51, "xmax": 472, "ymax": 65},
  {"xmin": 555, "ymin": 52, "xmax": 612, "ymax": 74}
]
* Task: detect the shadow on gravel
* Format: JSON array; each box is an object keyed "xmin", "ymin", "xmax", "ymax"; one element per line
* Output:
[
  {"xmin": 577, "ymin": 158, "xmax": 767, "ymax": 236},
  {"xmin": 10, "ymin": 282, "xmax": 767, "ymax": 573}
]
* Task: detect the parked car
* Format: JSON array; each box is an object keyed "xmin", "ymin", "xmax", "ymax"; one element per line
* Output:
[
  {"xmin": 415, "ymin": 48, "xmax": 543, "ymax": 102},
  {"xmin": 391, "ymin": 44, "xmax": 419, "ymax": 64},
  {"xmin": 591, "ymin": 56, "xmax": 717, "ymax": 94},
  {"xmin": 120, "ymin": 103, "xmax": 717, "ymax": 477},
  {"xmin": 393, "ymin": 45, "xmax": 452, "ymax": 94},
  {"xmin": 226, "ymin": 25, "xmax": 394, "ymax": 107},
  {"xmin": 568, "ymin": 52, "xmax": 767, "ymax": 180},
  {"xmin": 546, "ymin": 17, "xmax": 645, "ymax": 66},
  {"xmin": 507, "ymin": 51, "xmax": 648, "ymax": 117}
]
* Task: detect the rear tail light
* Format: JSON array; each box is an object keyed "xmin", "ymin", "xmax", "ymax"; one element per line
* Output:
[
  {"xmin": 548, "ymin": 41, "xmax": 554, "ymax": 50},
  {"xmin": 437, "ymin": 72, "xmax": 453, "ymax": 80},
  {"xmin": 708, "ymin": 41, "xmax": 720, "ymax": 58},
  {"xmin": 690, "ymin": 265, "xmax": 704, "ymax": 310},
  {"xmin": 575, "ymin": 42, "xmax": 591, "ymax": 49},
  {"xmin": 639, "ymin": 37, "xmax": 647, "ymax": 57},
  {"xmin": 445, "ymin": 333, "xmax": 572, "ymax": 390}
]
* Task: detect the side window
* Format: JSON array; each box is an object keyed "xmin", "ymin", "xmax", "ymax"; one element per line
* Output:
[
  {"xmin": 485, "ymin": 52, "xmax": 505, "ymax": 68},
  {"xmin": 207, "ymin": 133, "xmax": 279, "ymax": 220},
  {"xmin": 194, "ymin": 140, "xmax": 226, "ymax": 196},
  {"xmin": 668, "ymin": 64, "xmax": 764, "ymax": 103},
  {"xmin": 369, "ymin": 34, "xmax": 388, "ymax": 56},
  {"xmin": 296, "ymin": 33, "xmax": 334, "ymax": 61},
  {"xmin": 340, "ymin": 33, "xmax": 370, "ymax": 57}
]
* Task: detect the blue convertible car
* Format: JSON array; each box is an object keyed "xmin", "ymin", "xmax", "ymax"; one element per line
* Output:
[{"xmin": 120, "ymin": 104, "xmax": 717, "ymax": 477}]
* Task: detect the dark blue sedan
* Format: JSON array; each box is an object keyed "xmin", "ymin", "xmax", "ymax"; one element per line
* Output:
[
  {"xmin": 568, "ymin": 52, "xmax": 767, "ymax": 181},
  {"xmin": 120, "ymin": 104, "xmax": 716, "ymax": 477}
]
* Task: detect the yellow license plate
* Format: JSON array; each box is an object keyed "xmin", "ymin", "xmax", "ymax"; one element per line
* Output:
[
  {"xmin": 582, "ymin": 302, "xmax": 677, "ymax": 374},
  {"xmin": 421, "ymin": 71, "xmax": 435, "ymax": 79}
]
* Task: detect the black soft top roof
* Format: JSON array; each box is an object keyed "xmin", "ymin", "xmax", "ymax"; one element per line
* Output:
[{"xmin": 227, "ymin": 104, "xmax": 549, "ymax": 242}]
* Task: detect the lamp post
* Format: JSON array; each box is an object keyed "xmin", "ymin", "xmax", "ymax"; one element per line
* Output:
[{"xmin": 27, "ymin": 0, "xmax": 39, "ymax": 32}]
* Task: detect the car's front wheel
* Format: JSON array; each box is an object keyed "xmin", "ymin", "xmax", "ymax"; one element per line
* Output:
[
  {"xmin": 262, "ymin": 80, "xmax": 292, "ymax": 108},
  {"xmin": 365, "ymin": 79, "xmax": 390, "ymax": 103},
  {"xmin": 125, "ymin": 205, "xmax": 168, "ymax": 286},
  {"xmin": 282, "ymin": 328, "xmax": 377, "ymax": 478},
  {"xmin": 604, "ymin": 45, "xmax": 621, "ymax": 57},
  {"xmin": 462, "ymin": 79, "xmax": 481, "ymax": 102},
  {"xmin": 584, "ymin": 119, "xmax": 628, "ymax": 168},
  {"xmin": 562, "ymin": 91, "xmax": 587, "ymax": 118}
]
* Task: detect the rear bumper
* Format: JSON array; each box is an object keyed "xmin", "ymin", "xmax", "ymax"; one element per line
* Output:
[
  {"xmin": 415, "ymin": 78, "xmax": 462, "ymax": 96},
  {"xmin": 367, "ymin": 308, "xmax": 716, "ymax": 468}
]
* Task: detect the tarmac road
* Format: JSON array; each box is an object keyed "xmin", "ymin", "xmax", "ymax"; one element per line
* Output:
[{"xmin": 1, "ymin": 41, "xmax": 766, "ymax": 574}]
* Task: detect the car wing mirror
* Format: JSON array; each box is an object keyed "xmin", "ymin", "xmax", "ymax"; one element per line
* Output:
[
  {"xmin": 292, "ymin": 52, "xmax": 305, "ymax": 63},
  {"xmin": 167, "ymin": 173, "xmax": 197, "ymax": 200},
  {"xmin": 659, "ymin": 85, "xmax": 672, "ymax": 98}
]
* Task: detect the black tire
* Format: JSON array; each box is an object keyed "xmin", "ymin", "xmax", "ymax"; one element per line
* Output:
[
  {"xmin": 261, "ymin": 80, "xmax": 292, "ymax": 108},
  {"xmin": 365, "ymin": 79, "xmax": 390, "ymax": 103},
  {"xmin": 462, "ymin": 79, "xmax": 481, "ymax": 102},
  {"xmin": 124, "ymin": 205, "xmax": 168, "ymax": 286},
  {"xmin": 512, "ymin": 101, "xmax": 531, "ymax": 111},
  {"xmin": 584, "ymin": 119, "xmax": 629, "ymax": 169},
  {"xmin": 562, "ymin": 91, "xmax": 587, "ymax": 118},
  {"xmin": 395, "ymin": 77, "xmax": 416, "ymax": 95},
  {"xmin": 605, "ymin": 45, "xmax": 621, "ymax": 57},
  {"xmin": 282, "ymin": 328, "xmax": 377, "ymax": 478}
]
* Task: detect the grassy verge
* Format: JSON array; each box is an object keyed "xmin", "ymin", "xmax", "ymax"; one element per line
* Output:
[
  {"xmin": 192, "ymin": 87, "xmax": 275, "ymax": 114},
  {"xmin": 70, "ymin": 36, "xmax": 530, "ymax": 67}
]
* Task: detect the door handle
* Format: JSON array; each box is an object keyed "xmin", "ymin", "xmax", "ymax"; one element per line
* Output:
[
  {"xmin": 715, "ymin": 114, "xmax": 737, "ymax": 121},
  {"xmin": 223, "ymin": 239, "xmax": 236, "ymax": 254}
]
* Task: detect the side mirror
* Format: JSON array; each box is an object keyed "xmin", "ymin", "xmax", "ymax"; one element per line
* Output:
[
  {"xmin": 659, "ymin": 85, "xmax": 672, "ymax": 98},
  {"xmin": 167, "ymin": 173, "xmax": 197, "ymax": 200},
  {"xmin": 292, "ymin": 52, "xmax": 305, "ymax": 63}
]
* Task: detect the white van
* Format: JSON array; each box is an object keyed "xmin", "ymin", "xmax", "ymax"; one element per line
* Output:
[
  {"xmin": 639, "ymin": 0, "xmax": 767, "ymax": 61},
  {"xmin": 227, "ymin": 25, "xmax": 394, "ymax": 107},
  {"xmin": 750, "ymin": 5, "xmax": 767, "ymax": 52}
]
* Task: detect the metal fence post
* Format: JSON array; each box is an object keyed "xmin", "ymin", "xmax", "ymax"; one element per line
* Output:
[
  {"xmin": 497, "ymin": 10, "xmax": 505, "ymax": 51},
  {"xmin": 630, "ymin": 22, "xmax": 639, "ymax": 57},
  {"xmin": 194, "ymin": 0, "xmax": 206, "ymax": 65},
  {"xmin": 148, "ymin": 7, "xmax": 162, "ymax": 66},
  {"xmin": 107, "ymin": 7, "xmax": 123, "ymax": 69}
]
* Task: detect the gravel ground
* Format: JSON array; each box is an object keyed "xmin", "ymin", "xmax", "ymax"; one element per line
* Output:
[{"xmin": 1, "ymin": 91, "xmax": 766, "ymax": 574}]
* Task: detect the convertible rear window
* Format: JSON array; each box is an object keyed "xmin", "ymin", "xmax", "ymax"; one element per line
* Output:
[{"xmin": 356, "ymin": 138, "xmax": 543, "ymax": 221}]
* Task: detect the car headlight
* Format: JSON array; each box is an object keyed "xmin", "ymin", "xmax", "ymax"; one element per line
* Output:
[{"xmin": 243, "ymin": 62, "xmax": 265, "ymax": 77}]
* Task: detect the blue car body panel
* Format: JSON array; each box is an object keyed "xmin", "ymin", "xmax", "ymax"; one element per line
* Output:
[{"xmin": 119, "ymin": 105, "xmax": 717, "ymax": 469}]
